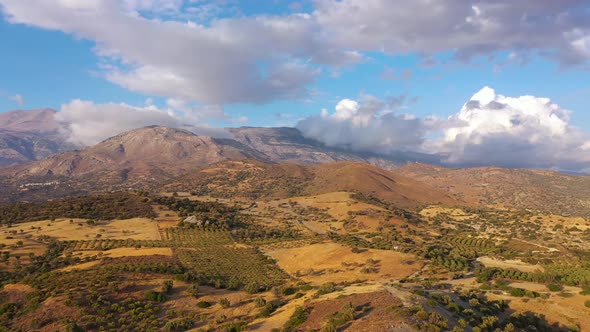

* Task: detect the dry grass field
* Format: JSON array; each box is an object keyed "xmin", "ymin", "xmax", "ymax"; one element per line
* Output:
[
  {"xmin": 266, "ymin": 241, "xmax": 421, "ymax": 284},
  {"xmin": 477, "ymin": 256, "xmax": 545, "ymax": 273},
  {"xmin": 487, "ymin": 282, "xmax": 590, "ymax": 331},
  {"xmin": 2, "ymin": 217, "xmax": 160, "ymax": 241}
]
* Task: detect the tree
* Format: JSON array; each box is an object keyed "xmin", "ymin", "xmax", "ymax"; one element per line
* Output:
[
  {"xmin": 186, "ymin": 284, "xmax": 198, "ymax": 298},
  {"xmin": 162, "ymin": 280, "xmax": 173, "ymax": 294},
  {"xmin": 220, "ymin": 298, "xmax": 231, "ymax": 308}
]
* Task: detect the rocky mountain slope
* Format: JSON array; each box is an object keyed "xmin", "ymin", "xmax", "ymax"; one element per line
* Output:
[
  {"xmin": 0, "ymin": 126, "xmax": 265, "ymax": 202},
  {"xmin": 228, "ymin": 126, "xmax": 435, "ymax": 169}
]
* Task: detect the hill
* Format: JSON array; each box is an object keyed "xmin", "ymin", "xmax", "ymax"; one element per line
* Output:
[
  {"xmin": 394, "ymin": 163, "xmax": 590, "ymax": 217},
  {"xmin": 166, "ymin": 160, "xmax": 459, "ymax": 208},
  {"xmin": 0, "ymin": 126, "xmax": 265, "ymax": 202}
]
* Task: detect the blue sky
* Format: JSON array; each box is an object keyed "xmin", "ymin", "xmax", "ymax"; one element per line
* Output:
[
  {"xmin": 0, "ymin": 0, "xmax": 589, "ymax": 171},
  {"xmin": 1, "ymin": 17, "xmax": 588, "ymax": 129},
  {"xmin": 0, "ymin": 1, "xmax": 588, "ymax": 128}
]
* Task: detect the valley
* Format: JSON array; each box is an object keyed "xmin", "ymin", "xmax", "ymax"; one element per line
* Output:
[{"xmin": 1, "ymin": 187, "xmax": 589, "ymax": 331}]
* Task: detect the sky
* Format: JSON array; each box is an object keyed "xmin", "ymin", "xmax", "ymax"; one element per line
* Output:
[{"xmin": 0, "ymin": 0, "xmax": 589, "ymax": 172}]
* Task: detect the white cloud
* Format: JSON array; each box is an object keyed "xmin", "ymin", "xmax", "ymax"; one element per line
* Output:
[
  {"xmin": 55, "ymin": 99, "xmax": 231, "ymax": 146},
  {"xmin": 0, "ymin": 0, "xmax": 349, "ymax": 105},
  {"xmin": 0, "ymin": 90, "xmax": 24, "ymax": 106},
  {"xmin": 429, "ymin": 87, "xmax": 590, "ymax": 171},
  {"xmin": 9, "ymin": 94, "xmax": 24, "ymax": 106},
  {"xmin": 298, "ymin": 87, "xmax": 590, "ymax": 173},
  {"xmin": 297, "ymin": 94, "xmax": 425, "ymax": 153},
  {"xmin": 0, "ymin": 0, "xmax": 587, "ymax": 113},
  {"xmin": 314, "ymin": 0, "xmax": 590, "ymax": 65}
]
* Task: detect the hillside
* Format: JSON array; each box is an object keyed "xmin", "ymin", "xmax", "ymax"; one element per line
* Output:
[
  {"xmin": 394, "ymin": 163, "xmax": 590, "ymax": 217},
  {"xmin": 0, "ymin": 126, "xmax": 265, "ymax": 203},
  {"xmin": 166, "ymin": 160, "xmax": 459, "ymax": 208}
]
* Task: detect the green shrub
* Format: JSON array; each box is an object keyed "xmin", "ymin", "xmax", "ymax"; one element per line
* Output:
[
  {"xmin": 284, "ymin": 306, "xmax": 307, "ymax": 329},
  {"xmin": 282, "ymin": 287, "xmax": 297, "ymax": 296},
  {"xmin": 547, "ymin": 283, "xmax": 563, "ymax": 292},
  {"xmin": 144, "ymin": 290, "xmax": 167, "ymax": 302},
  {"xmin": 164, "ymin": 318, "xmax": 195, "ymax": 331},
  {"xmin": 196, "ymin": 301, "xmax": 212, "ymax": 308},
  {"xmin": 162, "ymin": 280, "xmax": 174, "ymax": 294},
  {"xmin": 220, "ymin": 298, "xmax": 231, "ymax": 308},
  {"xmin": 315, "ymin": 282, "xmax": 336, "ymax": 297},
  {"xmin": 186, "ymin": 284, "xmax": 198, "ymax": 298}
]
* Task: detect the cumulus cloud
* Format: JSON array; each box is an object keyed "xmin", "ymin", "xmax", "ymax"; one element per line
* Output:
[
  {"xmin": 298, "ymin": 87, "xmax": 590, "ymax": 173},
  {"xmin": 0, "ymin": 0, "xmax": 588, "ymax": 112},
  {"xmin": 297, "ymin": 94, "xmax": 425, "ymax": 154},
  {"xmin": 55, "ymin": 99, "xmax": 231, "ymax": 146},
  {"xmin": 429, "ymin": 87, "xmax": 590, "ymax": 172}
]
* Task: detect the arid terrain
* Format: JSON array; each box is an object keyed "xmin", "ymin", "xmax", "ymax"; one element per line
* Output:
[
  {"xmin": 1, "ymin": 183, "xmax": 589, "ymax": 331},
  {"xmin": 0, "ymin": 126, "xmax": 589, "ymax": 332}
]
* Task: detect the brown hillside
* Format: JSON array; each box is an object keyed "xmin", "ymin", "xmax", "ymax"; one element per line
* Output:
[
  {"xmin": 394, "ymin": 162, "xmax": 590, "ymax": 217},
  {"xmin": 0, "ymin": 126, "xmax": 267, "ymax": 202},
  {"xmin": 6, "ymin": 126, "xmax": 263, "ymax": 179},
  {"xmin": 167, "ymin": 160, "xmax": 459, "ymax": 208}
]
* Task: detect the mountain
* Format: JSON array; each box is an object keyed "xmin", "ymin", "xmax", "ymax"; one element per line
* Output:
[
  {"xmin": 166, "ymin": 159, "xmax": 459, "ymax": 208},
  {"xmin": 0, "ymin": 126, "xmax": 265, "ymax": 202},
  {"xmin": 394, "ymin": 162, "xmax": 590, "ymax": 217},
  {"xmin": 228, "ymin": 127, "xmax": 437, "ymax": 169},
  {"xmin": 0, "ymin": 109, "xmax": 73, "ymax": 166},
  {"xmin": 0, "ymin": 109, "xmax": 429, "ymax": 169},
  {"xmin": 0, "ymin": 108, "xmax": 60, "ymax": 132}
]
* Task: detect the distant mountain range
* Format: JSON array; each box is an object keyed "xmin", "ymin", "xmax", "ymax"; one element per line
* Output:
[
  {"xmin": 0, "ymin": 109, "xmax": 589, "ymax": 218},
  {"xmin": 0, "ymin": 109, "xmax": 424, "ymax": 168},
  {"xmin": 0, "ymin": 109, "xmax": 74, "ymax": 165}
]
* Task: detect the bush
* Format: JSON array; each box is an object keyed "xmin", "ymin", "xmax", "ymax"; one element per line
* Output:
[
  {"xmin": 254, "ymin": 297, "xmax": 266, "ymax": 307},
  {"xmin": 144, "ymin": 290, "xmax": 167, "ymax": 302},
  {"xmin": 162, "ymin": 280, "xmax": 174, "ymax": 294},
  {"xmin": 547, "ymin": 283, "xmax": 563, "ymax": 292},
  {"xmin": 282, "ymin": 287, "xmax": 297, "ymax": 296},
  {"xmin": 585, "ymin": 300, "xmax": 590, "ymax": 308},
  {"xmin": 186, "ymin": 284, "xmax": 198, "ymax": 298},
  {"xmin": 315, "ymin": 282, "xmax": 336, "ymax": 297},
  {"xmin": 509, "ymin": 288, "xmax": 526, "ymax": 297},
  {"xmin": 579, "ymin": 286, "xmax": 590, "ymax": 295},
  {"xmin": 258, "ymin": 303, "xmax": 277, "ymax": 318},
  {"xmin": 164, "ymin": 318, "xmax": 195, "ymax": 331},
  {"xmin": 220, "ymin": 298, "xmax": 231, "ymax": 308},
  {"xmin": 284, "ymin": 306, "xmax": 307, "ymax": 329},
  {"xmin": 196, "ymin": 301, "xmax": 212, "ymax": 308}
]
